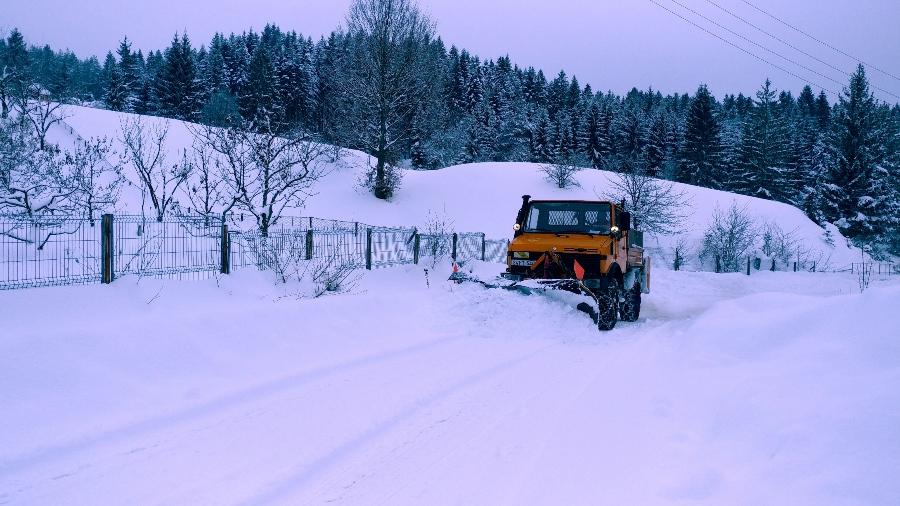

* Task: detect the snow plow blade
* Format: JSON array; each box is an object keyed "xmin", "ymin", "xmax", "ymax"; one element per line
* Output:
[{"xmin": 448, "ymin": 271, "xmax": 607, "ymax": 329}]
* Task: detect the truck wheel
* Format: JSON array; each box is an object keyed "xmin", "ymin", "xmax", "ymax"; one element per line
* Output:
[
  {"xmin": 621, "ymin": 284, "xmax": 641, "ymax": 322},
  {"xmin": 596, "ymin": 280, "xmax": 618, "ymax": 331}
]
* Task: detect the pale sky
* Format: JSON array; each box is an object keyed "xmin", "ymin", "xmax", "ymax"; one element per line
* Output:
[{"xmin": 4, "ymin": 0, "xmax": 900, "ymax": 102}]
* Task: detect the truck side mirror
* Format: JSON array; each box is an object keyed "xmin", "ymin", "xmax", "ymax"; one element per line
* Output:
[{"xmin": 619, "ymin": 211, "xmax": 632, "ymax": 232}]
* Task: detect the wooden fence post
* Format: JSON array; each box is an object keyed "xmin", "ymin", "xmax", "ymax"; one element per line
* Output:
[
  {"xmin": 452, "ymin": 233, "xmax": 458, "ymax": 261},
  {"xmin": 746, "ymin": 257, "xmax": 751, "ymax": 276},
  {"xmin": 715, "ymin": 254, "xmax": 721, "ymax": 273},
  {"xmin": 366, "ymin": 228, "xmax": 373, "ymax": 270},
  {"xmin": 219, "ymin": 222, "xmax": 230, "ymax": 274},
  {"xmin": 413, "ymin": 233, "xmax": 420, "ymax": 265},
  {"xmin": 770, "ymin": 259, "xmax": 776, "ymax": 271},
  {"xmin": 305, "ymin": 229, "xmax": 314, "ymax": 260},
  {"xmin": 101, "ymin": 213, "xmax": 114, "ymax": 284},
  {"xmin": 793, "ymin": 261, "xmax": 797, "ymax": 272},
  {"xmin": 481, "ymin": 233, "xmax": 486, "ymax": 261}
]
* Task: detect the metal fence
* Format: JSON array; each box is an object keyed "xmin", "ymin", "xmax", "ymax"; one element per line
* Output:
[
  {"xmin": 1, "ymin": 213, "xmax": 510, "ymax": 290},
  {"xmin": 0, "ymin": 216, "xmax": 102, "ymax": 289}
]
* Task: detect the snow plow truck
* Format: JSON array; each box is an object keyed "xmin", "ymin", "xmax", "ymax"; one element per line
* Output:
[{"xmin": 452, "ymin": 195, "xmax": 650, "ymax": 331}]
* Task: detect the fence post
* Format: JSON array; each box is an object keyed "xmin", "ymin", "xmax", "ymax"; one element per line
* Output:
[
  {"xmin": 813, "ymin": 261, "xmax": 816, "ymax": 273},
  {"xmin": 771, "ymin": 259, "xmax": 776, "ymax": 271},
  {"xmin": 309, "ymin": 216, "xmax": 313, "ymax": 229},
  {"xmin": 219, "ymin": 222, "xmax": 230, "ymax": 274},
  {"xmin": 101, "ymin": 213, "xmax": 115, "ymax": 284},
  {"xmin": 746, "ymin": 257, "xmax": 751, "ymax": 276},
  {"xmin": 481, "ymin": 233, "xmax": 486, "ymax": 261},
  {"xmin": 793, "ymin": 261, "xmax": 797, "ymax": 272},
  {"xmin": 413, "ymin": 233, "xmax": 420, "ymax": 265},
  {"xmin": 715, "ymin": 254, "xmax": 721, "ymax": 273},
  {"xmin": 355, "ymin": 221, "xmax": 359, "ymax": 237},
  {"xmin": 305, "ymin": 229, "xmax": 314, "ymax": 260},
  {"xmin": 366, "ymin": 228, "xmax": 373, "ymax": 270},
  {"xmin": 452, "ymin": 233, "xmax": 458, "ymax": 262}
]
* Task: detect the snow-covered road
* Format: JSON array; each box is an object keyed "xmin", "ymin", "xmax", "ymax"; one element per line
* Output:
[{"xmin": 2, "ymin": 266, "xmax": 899, "ymax": 505}]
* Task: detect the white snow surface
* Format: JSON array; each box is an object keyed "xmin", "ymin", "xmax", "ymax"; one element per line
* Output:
[
  {"xmin": 2, "ymin": 265, "xmax": 899, "ymax": 505},
  {"xmin": 49, "ymin": 104, "xmax": 865, "ymax": 267},
  {"xmin": 6, "ymin": 104, "xmax": 895, "ymax": 504}
]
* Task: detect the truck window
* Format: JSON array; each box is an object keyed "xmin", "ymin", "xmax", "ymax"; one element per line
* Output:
[{"xmin": 524, "ymin": 202, "xmax": 611, "ymax": 234}]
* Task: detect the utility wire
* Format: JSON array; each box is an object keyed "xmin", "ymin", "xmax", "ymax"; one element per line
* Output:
[
  {"xmin": 649, "ymin": 0, "xmax": 838, "ymax": 96},
  {"xmin": 739, "ymin": 0, "xmax": 900, "ymax": 83},
  {"xmin": 668, "ymin": 0, "xmax": 854, "ymax": 93},
  {"xmin": 704, "ymin": 0, "xmax": 899, "ymax": 100}
]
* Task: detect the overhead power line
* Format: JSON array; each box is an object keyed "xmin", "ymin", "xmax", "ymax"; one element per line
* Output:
[
  {"xmin": 739, "ymin": 0, "xmax": 900, "ymax": 83},
  {"xmin": 703, "ymin": 0, "xmax": 899, "ymax": 100},
  {"xmin": 668, "ymin": 0, "xmax": 856, "ymax": 92},
  {"xmin": 649, "ymin": 0, "xmax": 838, "ymax": 96}
]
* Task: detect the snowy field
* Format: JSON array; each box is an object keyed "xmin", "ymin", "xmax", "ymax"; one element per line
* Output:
[{"xmin": 2, "ymin": 264, "xmax": 899, "ymax": 505}]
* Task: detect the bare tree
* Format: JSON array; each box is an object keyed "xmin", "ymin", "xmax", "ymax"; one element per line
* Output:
[
  {"xmin": 603, "ymin": 158, "xmax": 691, "ymax": 235},
  {"xmin": 338, "ymin": 0, "xmax": 436, "ymax": 199},
  {"xmin": 66, "ymin": 136, "xmax": 123, "ymax": 225},
  {"xmin": 196, "ymin": 120, "xmax": 329, "ymax": 236},
  {"xmin": 14, "ymin": 83, "xmax": 70, "ymax": 151},
  {"xmin": 0, "ymin": 115, "xmax": 75, "ymax": 220},
  {"xmin": 422, "ymin": 207, "xmax": 454, "ymax": 267},
  {"xmin": 119, "ymin": 116, "xmax": 189, "ymax": 221},
  {"xmin": 178, "ymin": 139, "xmax": 235, "ymax": 226},
  {"xmin": 700, "ymin": 202, "xmax": 757, "ymax": 273},
  {"xmin": 541, "ymin": 158, "xmax": 582, "ymax": 189},
  {"xmin": 760, "ymin": 220, "xmax": 801, "ymax": 266}
]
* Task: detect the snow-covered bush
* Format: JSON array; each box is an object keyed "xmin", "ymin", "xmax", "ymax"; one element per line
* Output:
[
  {"xmin": 700, "ymin": 202, "xmax": 757, "ymax": 273},
  {"xmin": 245, "ymin": 230, "xmax": 360, "ymax": 297},
  {"xmin": 540, "ymin": 159, "xmax": 582, "ymax": 189},
  {"xmin": 422, "ymin": 208, "xmax": 454, "ymax": 267}
]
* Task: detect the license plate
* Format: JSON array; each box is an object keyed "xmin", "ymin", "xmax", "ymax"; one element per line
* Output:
[{"xmin": 511, "ymin": 259, "xmax": 534, "ymax": 267}]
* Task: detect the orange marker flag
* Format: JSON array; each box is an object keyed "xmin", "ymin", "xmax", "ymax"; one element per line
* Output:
[{"xmin": 573, "ymin": 259, "xmax": 585, "ymax": 280}]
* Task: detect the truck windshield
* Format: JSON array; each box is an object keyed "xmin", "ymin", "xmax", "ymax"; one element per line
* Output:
[{"xmin": 524, "ymin": 202, "xmax": 612, "ymax": 235}]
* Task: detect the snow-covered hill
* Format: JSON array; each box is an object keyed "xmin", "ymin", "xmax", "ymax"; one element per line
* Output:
[{"xmin": 49, "ymin": 104, "xmax": 865, "ymax": 269}]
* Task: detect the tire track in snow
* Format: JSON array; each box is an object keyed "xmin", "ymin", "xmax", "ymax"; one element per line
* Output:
[{"xmin": 0, "ymin": 334, "xmax": 465, "ymax": 479}]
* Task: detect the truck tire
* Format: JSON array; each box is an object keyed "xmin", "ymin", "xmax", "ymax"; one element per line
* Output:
[
  {"xmin": 596, "ymin": 280, "xmax": 618, "ymax": 331},
  {"xmin": 621, "ymin": 284, "xmax": 641, "ymax": 322}
]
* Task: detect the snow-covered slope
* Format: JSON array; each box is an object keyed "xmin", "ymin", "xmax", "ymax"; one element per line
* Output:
[{"xmin": 50, "ymin": 104, "xmax": 864, "ymax": 267}]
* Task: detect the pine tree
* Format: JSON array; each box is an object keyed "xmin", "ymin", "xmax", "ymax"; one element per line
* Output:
[
  {"xmin": 644, "ymin": 112, "xmax": 670, "ymax": 178},
  {"xmin": 102, "ymin": 52, "xmax": 128, "ymax": 111},
  {"xmin": 585, "ymin": 101, "xmax": 613, "ymax": 169},
  {"xmin": 116, "ymin": 37, "xmax": 139, "ymax": 110},
  {"xmin": 824, "ymin": 65, "xmax": 891, "ymax": 245},
  {"xmin": 242, "ymin": 41, "xmax": 279, "ymax": 125},
  {"xmin": 155, "ymin": 33, "xmax": 199, "ymax": 120},
  {"xmin": 1, "ymin": 29, "xmax": 30, "ymax": 116},
  {"xmin": 677, "ymin": 85, "xmax": 723, "ymax": 188},
  {"xmin": 736, "ymin": 79, "xmax": 791, "ymax": 201}
]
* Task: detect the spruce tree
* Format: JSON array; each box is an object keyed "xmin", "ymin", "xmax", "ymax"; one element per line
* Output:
[
  {"xmin": 116, "ymin": 37, "xmax": 139, "ymax": 110},
  {"xmin": 677, "ymin": 85, "xmax": 723, "ymax": 188},
  {"xmin": 736, "ymin": 79, "xmax": 791, "ymax": 201},
  {"xmin": 824, "ymin": 65, "xmax": 890, "ymax": 245},
  {"xmin": 155, "ymin": 33, "xmax": 199, "ymax": 120},
  {"xmin": 102, "ymin": 52, "xmax": 127, "ymax": 111},
  {"xmin": 644, "ymin": 112, "xmax": 670, "ymax": 178}
]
